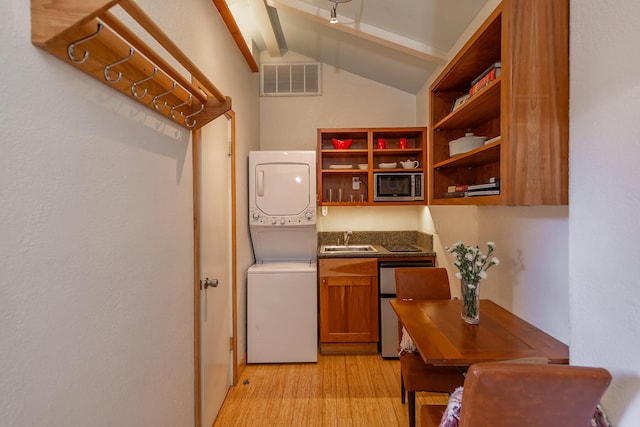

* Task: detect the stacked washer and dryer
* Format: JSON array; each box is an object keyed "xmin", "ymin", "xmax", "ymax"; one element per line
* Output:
[{"xmin": 247, "ymin": 151, "xmax": 318, "ymax": 363}]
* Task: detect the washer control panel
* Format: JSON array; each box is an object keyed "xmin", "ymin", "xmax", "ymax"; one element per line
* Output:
[{"xmin": 250, "ymin": 209, "xmax": 316, "ymax": 226}]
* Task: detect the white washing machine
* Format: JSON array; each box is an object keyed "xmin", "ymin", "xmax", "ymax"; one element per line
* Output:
[
  {"xmin": 247, "ymin": 151, "xmax": 318, "ymax": 363},
  {"xmin": 247, "ymin": 262, "xmax": 317, "ymax": 363}
]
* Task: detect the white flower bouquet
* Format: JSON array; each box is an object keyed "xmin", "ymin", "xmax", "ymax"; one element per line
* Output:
[
  {"xmin": 446, "ymin": 241, "xmax": 500, "ymax": 323},
  {"xmin": 446, "ymin": 241, "xmax": 500, "ymax": 283}
]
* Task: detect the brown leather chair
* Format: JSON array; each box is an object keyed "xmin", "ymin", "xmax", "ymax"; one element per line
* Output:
[
  {"xmin": 420, "ymin": 362, "xmax": 612, "ymax": 427},
  {"xmin": 395, "ymin": 267, "xmax": 465, "ymax": 427}
]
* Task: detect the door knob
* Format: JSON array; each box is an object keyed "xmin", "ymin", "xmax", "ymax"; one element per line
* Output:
[{"xmin": 200, "ymin": 277, "xmax": 219, "ymax": 289}]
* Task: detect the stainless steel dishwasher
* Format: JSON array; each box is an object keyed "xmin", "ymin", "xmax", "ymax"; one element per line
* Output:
[{"xmin": 379, "ymin": 258, "xmax": 434, "ymax": 358}]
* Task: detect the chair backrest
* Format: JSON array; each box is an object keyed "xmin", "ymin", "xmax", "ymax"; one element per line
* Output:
[
  {"xmin": 395, "ymin": 267, "xmax": 452, "ymax": 300},
  {"xmin": 395, "ymin": 267, "xmax": 452, "ymax": 347},
  {"xmin": 458, "ymin": 362, "xmax": 612, "ymax": 427}
]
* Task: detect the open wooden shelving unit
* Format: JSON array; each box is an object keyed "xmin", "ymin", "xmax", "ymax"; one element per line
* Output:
[
  {"xmin": 428, "ymin": 0, "xmax": 569, "ymax": 206},
  {"xmin": 317, "ymin": 127, "xmax": 427, "ymax": 206},
  {"xmin": 31, "ymin": 0, "xmax": 232, "ymax": 130}
]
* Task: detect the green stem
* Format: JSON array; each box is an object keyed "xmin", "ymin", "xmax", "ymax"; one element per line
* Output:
[{"xmin": 462, "ymin": 281, "xmax": 479, "ymax": 320}]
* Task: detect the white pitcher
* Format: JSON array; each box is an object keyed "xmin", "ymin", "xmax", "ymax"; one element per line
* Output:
[{"xmin": 400, "ymin": 160, "xmax": 419, "ymax": 169}]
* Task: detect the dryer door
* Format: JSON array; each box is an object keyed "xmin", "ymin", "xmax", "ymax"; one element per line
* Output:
[{"xmin": 254, "ymin": 162, "xmax": 311, "ymax": 216}]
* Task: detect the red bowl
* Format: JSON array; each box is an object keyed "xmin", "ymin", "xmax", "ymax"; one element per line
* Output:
[{"xmin": 332, "ymin": 138, "xmax": 352, "ymax": 149}]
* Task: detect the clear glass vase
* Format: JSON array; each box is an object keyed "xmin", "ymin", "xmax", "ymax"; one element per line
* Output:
[{"xmin": 461, "ymin": 280, "xmax": 480, "ymax": 324}]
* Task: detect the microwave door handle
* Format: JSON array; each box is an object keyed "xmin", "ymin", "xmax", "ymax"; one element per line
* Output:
[{"xmin": 257, "ymin": 170, "xmax": 264, "ymax": 197}]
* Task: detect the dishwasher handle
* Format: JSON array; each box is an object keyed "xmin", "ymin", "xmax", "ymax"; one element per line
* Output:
[{"xmin": 378, "ymin": 260, "xmax": 433, "ymax": 269}]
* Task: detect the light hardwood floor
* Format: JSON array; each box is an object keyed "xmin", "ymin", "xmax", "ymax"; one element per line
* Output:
[{"xmin": 213, "ymin": 354, "xmax": 449, "ymax": 427}]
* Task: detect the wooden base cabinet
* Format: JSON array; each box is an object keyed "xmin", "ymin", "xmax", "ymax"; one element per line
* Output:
[{"xmin": 319, "ymin": 258, "xmax": 378, "ymax": 352}]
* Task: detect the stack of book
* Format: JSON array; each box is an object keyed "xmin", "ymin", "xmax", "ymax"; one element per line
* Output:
[
  {"xmin": 469, "ymin": 62, "xmax": 501, "ymax": 97},
  {"xmin": 444, "ymin": 177, "xmax": 500, "ymax": 198}
]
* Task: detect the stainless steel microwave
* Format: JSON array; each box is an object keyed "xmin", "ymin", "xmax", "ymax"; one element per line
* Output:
[{"xmin": 373, "ymin": 172, "xmax": 424, "ymax": 202}]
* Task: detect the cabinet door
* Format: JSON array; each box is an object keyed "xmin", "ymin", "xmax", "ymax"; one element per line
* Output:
[{"xmin": 319, "ymin": 274, "xmax": 378, "ymax": 343}]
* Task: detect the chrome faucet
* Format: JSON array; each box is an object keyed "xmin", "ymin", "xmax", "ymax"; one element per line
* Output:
[{"xmin": 343, "ymin": 230, "xmax": 352, "ymax": 246}]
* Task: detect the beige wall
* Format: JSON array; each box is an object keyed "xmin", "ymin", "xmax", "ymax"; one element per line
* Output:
[
  {"xmin": 569, "ymin": 0, "xmax": 640, "ymax": 424},
  {"xmin": 317, "ymin": 206, "xmax": 421, "ymax": 232},
  {"xmin": 258, "ymin": 50, "xmax": 422, "ymax": 234},
  {"xmin": 259, "ymin": 51, "xmax": 417, "ymax": 152},
  {"xmin": 422, "ymin": 0, "xmax": 640, "ymax": 425},
  {"xmin": 415, "ymin": 0, "xmax": 571, "ymax": 341},
  {"xmin": 1, "ymin": 0, "xmax": 258, "ymax": 425},
  {"xmin": 256, "ymin": 7, "xmax": 571, "ymax": 348},
  {"xmin": 6, "ymin": 0, "xmax": 638, "ymax": 425}
]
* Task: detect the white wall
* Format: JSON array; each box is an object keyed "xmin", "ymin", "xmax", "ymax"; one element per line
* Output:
[
  {"xmin": 477, "ymin": 207, "xmax": 569, "ymax": 342},
  {"xmin": 421, "ymin": 1, "xmax": 640, "ymax": 425},
  {"xmin": 423, "ymin": 206, "xmax": 478, "ymax": 294},
  {"xmin": 259, "ymin": 51, "xmax": 417, "ymax": 152},
  {"xmin": 418, "ymin": 0, "xmax": 569, "ymax": 343},
  {"xmin": 0, "ymin": 1, "xmax": 258, "ymax": 425},
  {"xmin": 569, "ymin": 0, "xmax": 640, "ymax": 424},
  {"xmin": 188, "ymin": 11, "xmax": 261, "ymax": 369},
  {"xmin": 422, "ymin": 205, "xmax": 570, "ymax": 342},
  {"xmin": 255, "ymin": 1, "xmax": 640, "ymax": 424},
  {"xmin": 317, "ymin": 206, "xmax": 421, "ymax": 232},
  {"xmin": 258, "ymin": 51, "xmax": 422, "ymax": 232}
]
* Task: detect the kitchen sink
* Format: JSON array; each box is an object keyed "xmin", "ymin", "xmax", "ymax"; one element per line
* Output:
[{"xmin": 320, "ymin": 244, "xmax": 378, "ymax": 254}]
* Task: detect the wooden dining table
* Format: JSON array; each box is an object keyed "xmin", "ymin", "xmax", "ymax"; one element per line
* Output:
[{"xmin": 390, "ymin": 299, "xmax": 569, "ymax": 366}]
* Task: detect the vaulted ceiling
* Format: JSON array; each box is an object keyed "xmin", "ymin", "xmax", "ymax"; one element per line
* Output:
[{"xmin": 225, "ymin": 0, "xmax": 490, "ymax": 94}]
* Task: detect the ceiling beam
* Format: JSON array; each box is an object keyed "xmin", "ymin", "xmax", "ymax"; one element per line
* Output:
[
  {"xmin": 248, "ymin": 0, "xmax": 286, "ymax": 57},
  {"xmin": 212, "ymin": 0, "xmax": 259, "ymax": 72},
  {"xmin": 267, "ymin": 0, "xmax": 448, "ymax": 65}
]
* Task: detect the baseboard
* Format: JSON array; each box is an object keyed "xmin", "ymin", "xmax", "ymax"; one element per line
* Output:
[
  {"xmin": 320, "ymin": 342, "xmax": 378, "ymax": 355},
  {"xmin": 235, "ymin": 353, "xmax": 247, "ymax": 385}
]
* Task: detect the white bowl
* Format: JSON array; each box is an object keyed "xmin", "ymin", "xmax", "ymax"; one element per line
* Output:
[
  {"xmin": 378, "ymin": 162, "xmax": 397, "ymax": 169},
  {"xmin": 358, "ymin": 164, "xmax": 368, "ymax": 170},
  {"xmin": 449, "ymin": 133, "xmax": 487, "ymax": 157}
]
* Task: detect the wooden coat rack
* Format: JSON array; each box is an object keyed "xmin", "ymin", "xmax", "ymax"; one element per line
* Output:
[{"xmin": 31, "ymin": 0, "xmax": 232, "ymax": 130}]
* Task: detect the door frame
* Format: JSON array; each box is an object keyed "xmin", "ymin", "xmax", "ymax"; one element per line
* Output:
[{"xmin": 193, "ymin": 110, "xmax": 238, "ymax": 427}]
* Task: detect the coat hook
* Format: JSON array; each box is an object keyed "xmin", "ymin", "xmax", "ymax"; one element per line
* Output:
[
  {"xmin": 170, "ymin": 94, "xmax": 192, "ymax": 120},
  {"xmin": 104, "ymin": 48, "xmax": 134, "ymax": 83},
  {"xmin": 152, "ymin": 82, "xmax": 177, "ymax": 111},
  {"xmin": 68, "ymin": 23, "xmax": 104, "ymax": 64},
  {"xmin": 184, "ymin": 103, "xmax": 205, "ymax": 129},
  {"xmin": 131, "ymin": 67, "xmax": 158, "ymax": 99}
]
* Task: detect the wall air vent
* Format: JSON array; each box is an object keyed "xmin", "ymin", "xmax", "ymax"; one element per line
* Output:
[{"xmin": 260, "ymin": 63, "xmax": 321, "ymax": 96}]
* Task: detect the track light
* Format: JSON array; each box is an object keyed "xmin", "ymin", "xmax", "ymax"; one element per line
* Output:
[
  {"xmin": 328, "ymin": 0, "xmax": 351, "ymax": 24},
  {"xmin": 330, "ymin": 6, "xmax": 338, "ymax": 24}
]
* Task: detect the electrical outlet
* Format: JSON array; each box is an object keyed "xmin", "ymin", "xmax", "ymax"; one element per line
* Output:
[{"xmin": 352, "ymin": 177, "xmax": 360, "ymax": 190}]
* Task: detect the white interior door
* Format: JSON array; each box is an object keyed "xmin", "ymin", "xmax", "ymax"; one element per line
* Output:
[{"xmin": 199, "ymin": 115, "xmax": 232, "ymax": 427}]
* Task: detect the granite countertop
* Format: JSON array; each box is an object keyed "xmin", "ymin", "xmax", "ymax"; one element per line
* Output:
[{"xmin": 317, "ymin": 230, "xmax": 436, "ymax": 259}]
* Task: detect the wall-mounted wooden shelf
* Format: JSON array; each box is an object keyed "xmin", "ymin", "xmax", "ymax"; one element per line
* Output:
[
  {"xmin": 318, "ymin": 127, "xmax": 428, "ymax": 206},
  {"xmin": 31, "ymin": 0, "xmax": 231, "ymax": 130},
  {"xmin": 428, "ymin": 0, "xmax": 569, "ymax": 206}
]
